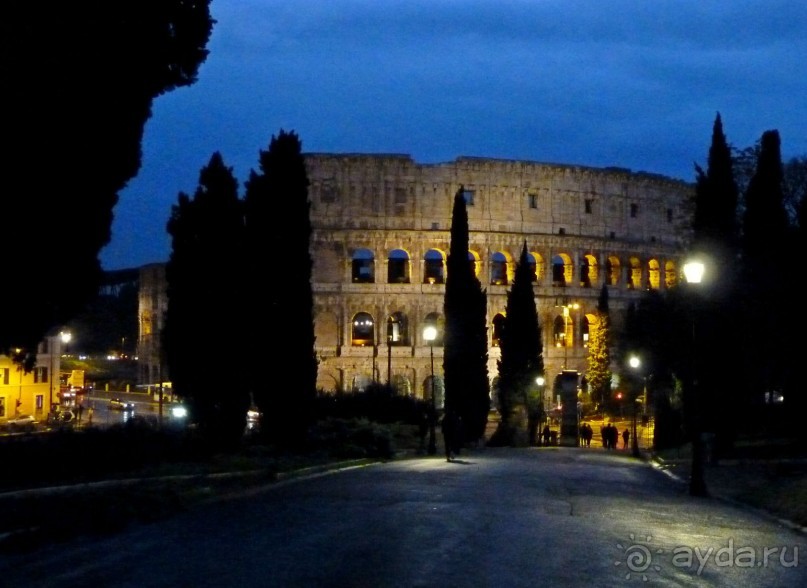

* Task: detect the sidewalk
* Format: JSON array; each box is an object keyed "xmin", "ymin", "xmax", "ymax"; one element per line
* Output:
[{"xmin": 652, "ymin": 450, "xmax": 807, "ymax": 533}]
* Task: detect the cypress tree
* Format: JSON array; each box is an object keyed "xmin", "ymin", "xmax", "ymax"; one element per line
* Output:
[
  {"xmin": 443, "ymin": 187, "xmax": 489, "ymax": 443},
  {"xmin": 488, "ymin": 242, "xmax": 543, "ymax": 446},
  {"xmin": 165, "ymin": 152, "xmax": 250, "ymax": 448},
  {"xmin": 741, "ymin": 130, "xmax": 792, "ymax": 410},
  {"xmin": 244, "ymin": 130, "xmax": 317, "ymax": 447},
  {"xmin": 692, "ymin": 112, "xmax": 740, "ymax": 292},
  {"xmin": 690, "ymin": 114, "xmax": 743, "ymax": 446}
]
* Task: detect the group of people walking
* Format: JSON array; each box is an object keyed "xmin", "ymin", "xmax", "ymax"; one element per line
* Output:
[{"xmin": 600, "ymin": 422, "xmax": 631, "ymax": 450}]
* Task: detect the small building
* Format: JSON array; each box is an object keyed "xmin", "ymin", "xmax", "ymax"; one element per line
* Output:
[{"xmin": 0, "ymin": 335, "xmax": 61, "ymax": 424}]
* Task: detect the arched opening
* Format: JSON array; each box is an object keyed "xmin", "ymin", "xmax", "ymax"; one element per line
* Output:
[
  {"xmin": 351, "ymin": 312, "xmax": 375, "ymax": 346},
  {"xmin": 628, "ymin": 257, "xmax": 641, "ymax": 289},
  {"xmin": 606, "ymin": 256, "xmax": 621, "ymax": 286},
  {"xmin": 352, "ymin": 248, "xmax": 374, "ymax": 283},
  {"xmin": 387, "ymin": 312, "xmax": 409, "ymax": 346},
  {"xmin": 665, "ymin": 260, "xmax": 678, "ymax": 288},
  {"xmin": 492, "ymin": 313, "xmax": 506, "ymax": 346},
  {"xmin": 648, "ymin": 258, "xmax": 661, "ymax": 290},
  {"xmin": 491, "ymin": 251, "xmax": 508, "ymax": 285},
  {"xmin": 388, "ymin": 249, "xmax": 410, "ymax": 283},
  {"xmin": 424, "ymin": 249, "xmax": 445, "ymax": 284},
  {"xmin": 580, "ymin": 254, "xmax": 597, "ymax": 287}
]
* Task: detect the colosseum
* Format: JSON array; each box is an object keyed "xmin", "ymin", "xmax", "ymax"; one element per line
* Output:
[
  {"xmin": 306, "ymin": 153, "xmax": 692, "ymax": 400},
  {"xmin": 138, "ymin": 153, "xmax": 694, "ymax": 408}
]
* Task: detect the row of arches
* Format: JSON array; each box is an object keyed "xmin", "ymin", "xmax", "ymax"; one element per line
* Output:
[
  {"xmin": 351, "ymin": 248, "xmax": 678, "ymax": 290},
  {"xmin": 349, "ymin": 309, "xmax": 593, "ymax": 350}
]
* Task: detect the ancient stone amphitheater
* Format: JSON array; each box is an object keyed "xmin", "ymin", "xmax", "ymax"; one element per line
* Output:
[{"xmin": 305, "ymin": 153, "xmax": 693, "ymax": 404}]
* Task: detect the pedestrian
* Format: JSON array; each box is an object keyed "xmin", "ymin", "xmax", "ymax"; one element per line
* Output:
[
  {"xmin": 87, "ymin": 405, "xmax": 94, "ymax": 425},
  {"xmin": 542, "ymin": 424, "xmax": 551, "ymax": 446},
  {"xmin": 622, "ymin": 428, "xmax": 630, "ymax": 450},
  {"xmin": 441, "ymin": 409, "xmax": 459, "ymax": 462}
]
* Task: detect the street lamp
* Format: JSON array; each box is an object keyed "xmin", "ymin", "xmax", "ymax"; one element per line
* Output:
[
  {"xmin": 423, "ymin": 324, "xmax": 438, "ymax": 455},
  {"xmin": 533, "ymin": 375, "xmax": 546, "ymax": 446},
  {"xmin": 628, "ymin": 355, "xmax": 643, "ymax": 458},
  {"xmin": 60, "ymin": 330, "xmax": 72, "ymax": 355},
  {"xmin": 557, "ymin": 300, "xmax": 580, "ymax": 370},
  {"xmin": 683, "ymin": 259, "xmax": 708, "ymax": 497}
]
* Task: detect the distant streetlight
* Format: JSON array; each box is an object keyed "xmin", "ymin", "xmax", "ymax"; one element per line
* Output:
[
  {"xmin": 628, "ymin": 355, "xmax": 643, "ymax": 458},
  {"xmin": 423, "ymin": 325, "xmax": 438, "ymax": 455},
  {"xmin": 60, "ymin": 331, "xmax": 72, "ymax": 355},
  {"xmin": 536, "ymin": 375, "xmax": 545, "ymax": 410},
  {"xmin": 683, "ymin": 259, "xmax": 708, "ymax": 497}
]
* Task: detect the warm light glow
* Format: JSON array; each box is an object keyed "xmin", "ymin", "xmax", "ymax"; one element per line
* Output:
[
  {"xmin": 683, "ymin": 260, "xmax": 705, "ymax": 284},
  {"xmin": 423, "ymin": 325, "xmax": 437, "ymax": 342},
  {"xmin": 536, "ymin": 376, "xmax": 545, "ymax": 386},
  {"xmin": 60, "ymin": 331, "xmax": 72, "ymax": 344},
  {"xmin": 629, "ymin": 355, "xmax": 640, "ymax": 369}
]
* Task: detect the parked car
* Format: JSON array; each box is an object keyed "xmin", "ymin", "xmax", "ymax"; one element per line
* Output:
[
  {"xmin": 6, "ymin": 414, "xmax": 36, "ymax": 432},
  {"xmin": 108, "ymin": 398, "xmax": 135, "ymax": 411}
]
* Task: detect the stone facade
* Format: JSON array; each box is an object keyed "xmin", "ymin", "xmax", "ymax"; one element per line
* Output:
[
  {"xmin": 137, "ymin": 153, "xmax": 694, "ymax": 405},
  {"xmin": 306, "ymin": 154, "xmax": 693, "ymax": 401}
]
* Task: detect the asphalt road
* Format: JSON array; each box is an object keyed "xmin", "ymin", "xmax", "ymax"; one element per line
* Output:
[{"xmin": 1, "ymin": 448, "xmax": 805, "ymax": 587}]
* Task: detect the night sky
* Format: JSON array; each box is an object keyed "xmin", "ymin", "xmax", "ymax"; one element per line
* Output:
[{"xmin": 102, "ymin": 1, "xmax": 807, "ymax": 270}]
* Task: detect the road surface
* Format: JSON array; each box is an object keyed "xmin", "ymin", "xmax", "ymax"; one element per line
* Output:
[{"xmin": 1, "ymin": 447, "xmax": 804, "ymax": 587}]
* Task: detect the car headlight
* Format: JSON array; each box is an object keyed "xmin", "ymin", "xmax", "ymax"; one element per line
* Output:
[{"xmin": 171, "ymin": 406, "xmax": 188, "ymax": 419}]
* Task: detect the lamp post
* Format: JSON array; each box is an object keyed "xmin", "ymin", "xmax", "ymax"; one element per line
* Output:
[
  {"xmin": 534, "ymin": 375, "xmax": 546, "ymax": 446},
  {"xmin": 557, "ymin": 300, "xmax": 580, "ymax": 370},
  {"xmin": 683, "ymin": 259, "xmax": 708, "ymax": 497},
  {"xmin": 423, "ymin": 325, "xmax": 438, "ymax": 455},
  {"xmin": 387, "ymin": 324, "xmax": 393, "ymax": 387},
  {"xmin": 628, "ymin": 355, "xmax": 643, "ymax": 458}
]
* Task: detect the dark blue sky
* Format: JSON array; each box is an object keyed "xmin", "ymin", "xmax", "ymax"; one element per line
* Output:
[{"xmin": 101, "ymin": 0, "xmax": 807, "ymax": 270}]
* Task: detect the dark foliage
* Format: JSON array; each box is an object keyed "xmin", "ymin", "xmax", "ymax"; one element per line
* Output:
[
  {"xmin": 244, "ymin": 130, "xmax": 317, "ymax": 447},
  {"xmin": 1, "ymin": 2, "xmax": 213, "ymax": 369},
  {"xmin": 443, "ymin": 187, "xmax": 490, "ymax": 442},
  {"xmin": 693, "ymin": 113, "xmax": 741, "ymax": 290},
  {"xmin": 165, "ymin": 153, "xmax": 250, "ymax": 449},
  {"xmin": 740, "ymin": 130, "xmax": 793, "ymax": 413},
  {"xmin": 313, "ymin": 385, "xmax": 429, "ymax": 426},
  {"xmin": 489, "ymin": 242, "xmax": 542, "ymax": 446}
]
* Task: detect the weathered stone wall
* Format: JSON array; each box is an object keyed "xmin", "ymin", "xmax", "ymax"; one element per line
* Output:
[{"xmin": 306, "ymin": 154, "xmax": 693, "ymax": 398}]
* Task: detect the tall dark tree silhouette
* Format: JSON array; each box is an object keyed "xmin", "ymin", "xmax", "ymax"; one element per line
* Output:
[
  {"xmin": 2, "ymin": 3, "xmax": 213, "ymax": 369},
  {"xmin": 488, "ymin": 242, "xmax": 542, "ymax": 447},
  {"xmin": 244, "ymin": 130, "xmax": 317, "ymax": 447},
  {"xmin": 741, "ymin": 130, "xmax": 792, "ymax": 412},
  {"xmin": 443, "ymin": 187, "xmax": 489, "ymax": 443},
  {"xmin": 690, "ymin": 113, "xmax": 742, "ymax": 448},
  {"xmin": 693, "ymin": 113, "xmax": 740, "ymax": 289},
  {"xmin": 586, "ymin": 284, "xmax": 612, "ymax": 413},
  {"xmin": 164, "ymin": 152, "xmax": 250, "ymax": 448}
]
